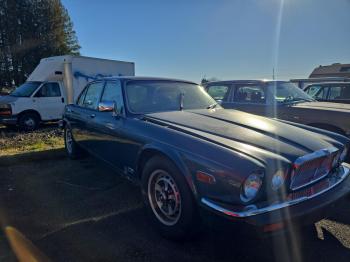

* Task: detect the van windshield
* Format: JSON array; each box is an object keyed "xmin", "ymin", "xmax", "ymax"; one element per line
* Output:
[{"xmin": 10, "ymin": 81, "xmax": 42, "ymax": 97}]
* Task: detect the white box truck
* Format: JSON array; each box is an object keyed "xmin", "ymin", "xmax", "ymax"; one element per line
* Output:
[{"xmin": 0, "ymin": 55, "xmax": 135, "ymax": 130}]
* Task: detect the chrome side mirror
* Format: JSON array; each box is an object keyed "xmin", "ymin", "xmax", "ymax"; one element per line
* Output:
[{"xmin": 98, "ymin": 101, "xmax": 116, "ymax": 113}]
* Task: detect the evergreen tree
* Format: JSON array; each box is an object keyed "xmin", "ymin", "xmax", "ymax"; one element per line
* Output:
[{"xmin": 0, "ymin": 0, "xmax": 80, "ymax": 91}]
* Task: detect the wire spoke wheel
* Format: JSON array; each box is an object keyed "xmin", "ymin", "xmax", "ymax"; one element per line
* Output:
[{"xmin": 148, "ymin": 170, "xmax": 181, "ymax": 226}]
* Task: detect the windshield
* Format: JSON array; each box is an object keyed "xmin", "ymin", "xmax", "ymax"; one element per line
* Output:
[
  {"xmin": 10, "ymin": 81, "xmax": 42, "ymax": 97},
  {"xmin": 126, "ymin": 81, "xmax": 218, "ymax": 114},
  {"xmin": 270, "ymin": 82, "xmax": 315, "ymax": 103}
]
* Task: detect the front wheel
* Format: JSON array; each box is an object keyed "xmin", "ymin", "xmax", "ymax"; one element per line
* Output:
[
  {"xmin": 18, "ymin": 112, "xmax": 39, "ymax": 131},
  {"xmin": 141, "ymin": 156, "xmax": 200, "ymax": 240},
  {"xmin": 64, "ymin": 126, "xmax": 84, "ymax": 159}
]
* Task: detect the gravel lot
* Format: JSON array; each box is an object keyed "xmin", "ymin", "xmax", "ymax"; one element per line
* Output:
[{"xmin": 1, "ymin": 127, "xmax": 350, "ymax": 261}]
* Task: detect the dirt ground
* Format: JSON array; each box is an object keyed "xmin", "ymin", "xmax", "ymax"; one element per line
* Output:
[{"xmin": 1, "ymin": 126, "xmax": 350, "ymax": 261}]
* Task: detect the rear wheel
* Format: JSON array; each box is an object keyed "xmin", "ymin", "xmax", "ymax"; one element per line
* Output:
[
  {"xmin": 141, "ymin": 156, "xmax": 200, "ymax": 240},
  {"xmin": 18, "ymin": 112, "xmax": 39, "ymax": 131},
  {"xmin": 64, "ymin": 126, "xmax": 84, "ymax": 159}
]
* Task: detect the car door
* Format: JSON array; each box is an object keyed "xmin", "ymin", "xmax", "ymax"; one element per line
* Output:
[
  {"xmin": 69, "ymin": 81, "xmax": 105, "ymax": 150},
  {"xmin": 225, "ymin": 84, "xmax": 268, "ymax": 116},
  {"xmin": 87, "ymin": 80, "xmax": 130, "ymax": 172},
  {"xmin": 32, "ymin": 82, "xmax": 65, "ymax": 120}
]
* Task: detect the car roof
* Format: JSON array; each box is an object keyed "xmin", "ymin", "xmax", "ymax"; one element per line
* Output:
[
  {"xmin": 203, "ymin": 80, "xmax": 288, "ymax": 86},
  {"xmin": 102, "ymin": 76, "xmax": 198, "ymax": 85}
]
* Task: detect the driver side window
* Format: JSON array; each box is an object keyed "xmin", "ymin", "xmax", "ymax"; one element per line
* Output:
[
  {"xmin": 101, "ymin": 81, "xmax": 124, "ymax": 112},
  {"xmin": 35, "ymin": 83, "xmax": 61, "ymax": 97},
  {"xmin": 207, "ymin": 85, "xmax": 229, "ymax": 101},
  {"xmin": 234, "ymin": 85, "xmax": 266, "ymax": 104},
  {"xmin": 82, "ymin": 82, "xmax": 104, "ymax": 110}
]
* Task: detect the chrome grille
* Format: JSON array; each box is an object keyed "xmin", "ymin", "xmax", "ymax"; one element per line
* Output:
[{"xmin": 290, "ymin": 147, "xmax": 339, "ymax": 191}]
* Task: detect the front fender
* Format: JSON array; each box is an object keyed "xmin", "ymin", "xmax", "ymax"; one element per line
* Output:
[{"xmin": 136, "ymin": 143, "xmax": 200, "ymax": 198}]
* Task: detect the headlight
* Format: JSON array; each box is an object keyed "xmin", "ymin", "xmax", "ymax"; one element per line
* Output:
[
  {"xmin": 271, "ymin": 169, "xmax": 285, "ymax": 191},
  {"xmin": 240, "ymin": 172, "xmax": 263, "ymax": 203},
  {"xmin": 340, "ymin": 146, "xmax": 348, "ymax": 162}
]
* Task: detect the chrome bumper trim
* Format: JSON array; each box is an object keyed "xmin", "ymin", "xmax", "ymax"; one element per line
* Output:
[{"xmin": 201, "ymin": 163, "xmax": 350, "ymax": 218}]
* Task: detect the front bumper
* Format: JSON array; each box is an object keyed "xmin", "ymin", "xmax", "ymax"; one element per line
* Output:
[
  {"xmin": 201, "ymin": 163, "xmax": 350, "ymax": 228},
  {"xmin": 0, "ymin": 115, "xmax": 17, "ymax": 125}
]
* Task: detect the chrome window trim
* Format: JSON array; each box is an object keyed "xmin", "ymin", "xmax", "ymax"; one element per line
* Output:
[{"xmin": 201, "ymin": 163, "xmax": 350, "ymax": 218}]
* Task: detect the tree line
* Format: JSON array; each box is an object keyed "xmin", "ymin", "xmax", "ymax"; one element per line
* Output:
[{"xmin": 0, "ymin": 0, "xmax": 80, "ymax": 92}]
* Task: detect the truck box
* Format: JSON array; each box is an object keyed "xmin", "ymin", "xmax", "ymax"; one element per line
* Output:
[{"xmin": 0, "ymin": 55, "xmax": 135, "ymax": 130}]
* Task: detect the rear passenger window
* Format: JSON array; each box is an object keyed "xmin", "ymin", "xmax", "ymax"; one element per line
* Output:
[
  {"xmin": 329, "ymin": 85, "xmax": 350, "ymax": 100},
  {"xmin": 234, "ymin": 85, "xmax": 266, "ymax": 104},
  {"xmin": 342, "ymin": 86, "xmax": 350, "ymax": 100},
  {"xmin": 329, "ymin": 86, "xmax": 342, "ymax": 99},
  {"xmin": 82, "ymin": 82, "xmax": 104, "ymax": 109},
  {"xmin": 207, "ymin": 85, "xmax": 229, "ymax": 101}
]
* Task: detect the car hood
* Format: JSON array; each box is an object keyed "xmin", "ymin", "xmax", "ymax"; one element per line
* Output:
[
  {"xmin": 0, "ymin": 95, "xmax": 18, "ymax": 104},
  {"xmin": 144, "ymin": 109, "xmax": 346, "ymax": 164},
  {"xmin": 291, "ymin": 101, "xmax": 350, "ymax": 113}
]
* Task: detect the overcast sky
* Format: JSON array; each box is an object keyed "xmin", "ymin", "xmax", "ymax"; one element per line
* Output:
[{"xmin": 62, "ymin": 0, "xmax": 350, "ymax": 82}]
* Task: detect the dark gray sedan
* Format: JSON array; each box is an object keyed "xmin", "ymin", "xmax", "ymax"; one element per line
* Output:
[{"xmin": 62, "ymin": 77, "xmax": 350, "ymax": 240}]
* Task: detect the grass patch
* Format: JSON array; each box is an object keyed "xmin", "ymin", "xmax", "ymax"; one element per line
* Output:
[{"xmin": 0, "ymin": 126, "xmax": 64, "ymax": 156}]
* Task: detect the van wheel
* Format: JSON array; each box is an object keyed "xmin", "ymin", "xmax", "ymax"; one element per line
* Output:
[
  {"xmin": 18, "ymin": 113, "xmax": 39, "ymax": 131},
  {"xmin": 141, "ymin": 156, "xmax": 200, "ymax": 240},
  {"xmin": 64, "ymin": 126, "xmax": 84, "ymax": 159}
]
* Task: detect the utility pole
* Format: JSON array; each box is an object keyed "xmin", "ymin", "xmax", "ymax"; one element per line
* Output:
[{"xmin": 272, "ymin": 68, "xmax": 275, "ymax": 80}]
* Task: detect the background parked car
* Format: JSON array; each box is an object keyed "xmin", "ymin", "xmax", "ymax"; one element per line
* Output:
[
  {"xmin": 304, "ymin": 82, "xmax": 350, "ymax": 104},
  {"xmin": 204, "ymin": 80, "xmax": 350, "ymax": 140}
]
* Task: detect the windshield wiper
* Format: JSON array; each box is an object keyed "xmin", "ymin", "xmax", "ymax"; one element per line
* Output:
[{"xmin": 207, "ymin": 103, "xmax": 218, "ymax": 109}]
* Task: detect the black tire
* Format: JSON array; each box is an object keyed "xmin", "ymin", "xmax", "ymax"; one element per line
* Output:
[
  {"xmin": 64, "ymin": 126, "xmax": 84, "ymax": 159},
  {"xmin": 18, "ymin": 112, "xmax": 39, "ymax": 131},
  {"xmin": 141, "ymin": 155, "xmax": 200, "ymax": 240}
]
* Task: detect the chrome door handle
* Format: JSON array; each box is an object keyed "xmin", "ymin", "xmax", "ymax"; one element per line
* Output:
[{"xmin": 90, "ymin": 114, "xmax": 96, "ymax": 118}]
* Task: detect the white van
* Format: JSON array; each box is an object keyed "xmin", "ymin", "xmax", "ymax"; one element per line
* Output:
[{"xmin": 0, "ymin": 55, "xmax": 135, "ymax": 130}]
